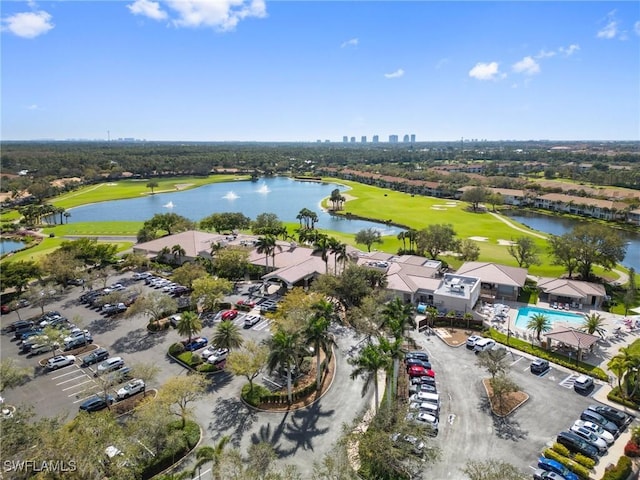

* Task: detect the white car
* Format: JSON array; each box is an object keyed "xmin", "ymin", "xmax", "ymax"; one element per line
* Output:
[
  {"xmin": 207, "ymin": 348, "xmax": 229, "ymax": 364},
  {"xmin": 466, "ymin": 335, "xmax": 482, "ymax": 348},
  {"xmin": 116, "ymin": 379, "xmax": 146, "ymax": 400},
  {"xmin": 573, "ymin": 420, "xmax": 615, "ymax": 445},
  {"xmin": 200, "ymin": 345, "xmax": 219, "ymax": 359},
  {"xmin": 46, "ymin": 355, "xmax": 76, "ymax": 370},
  {"xmin": 63, "ymin": 328, "xmax": 90, "ymax": 343},
  {"xmin": 97, "ymin": 357, "xmax": 125, "ymax": 375},
  {"xmin": 244, "ymin": 315, "xmax": 261, "ymax": 328},
  {"xmin": 570, "ymin": 425, "xmax": 608, "ymax": 453}
]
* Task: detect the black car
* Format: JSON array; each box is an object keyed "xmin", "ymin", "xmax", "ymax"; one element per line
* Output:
[
  {"xmin": 79, "ymin": 395, "xmax": 114, "ymax": 413},
  {"xmin": 405, "ymin": 351, "xmax": 429, "ymax": 362},
  {"xmin": 530, "ymin": 358, "xmax": 550, "ymax": 374},
  {"xmin": 81, "ymin": 348, "xmax": 110, "ymax": 367},
  {"xmin": 64, "ymin": 336, "xmax": 94, "ymax": 351},
  {"xmin": 15, "ymin": 326, "xmax": 40, "ymax": 340},
  {"xmin": 406, "ymin": 358, "xmax": 432, "ymax": 370},
  {"xmin": 587, "ymin": 404, "xmax": 631, "ymax": 428},
  {"xmin": 5, "ymin": 320, "xmax": 34, "ymax": 332},
  {"xmin": 556, "ymin": 431, "xmax": 599, "ymax": 460}
]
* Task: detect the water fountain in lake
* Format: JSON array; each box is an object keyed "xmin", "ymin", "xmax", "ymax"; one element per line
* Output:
[
  {"xmin": 163, "ymin": 201, "xmax": 175, "ymax": 208},
  {"xmin": 223, "ymin": 191, "xmax": 239, "ymax": 200},
  {"xmin": 257, "ymin": 184, "xmax": 271, "ymax": 194}
]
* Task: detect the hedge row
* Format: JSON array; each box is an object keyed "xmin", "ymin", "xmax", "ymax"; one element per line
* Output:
[
  {"xmin": 543, "ymin": 447, "xmax": 591, "ymax": 480},
  {"xmin": 259, "ymin": 378, "xmax": 318, "ymax": 404},
  {"xmin": 607, "ymin": 387, "xmax": 640, "ymax": 410},
  {"xmin": 486, "ymin": 328, "xmax": 609, "ymax": 381},
  {"xmin": 601, "ymin": 456, "xmax": 632, "ymax": 480},
  {"xmin": 140, "ymin": 420, "xmax": 200, "ymax": 479}
]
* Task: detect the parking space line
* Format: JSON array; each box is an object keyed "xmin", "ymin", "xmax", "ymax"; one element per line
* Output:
[
  {"xmin": 70, "ymin": 386, "xmax": 100, "ymax": 400},
  {"xmin": 51, "ymin": 368, "xmax": 81, "ymax": 380},
  {"xmin": 559, "ymin": 374, "xmax": 579, "ymax": 389},
  {"xmin": 509, "ymin": 356, "xmax": 523, "ymax": 367},
  {"xmin": 73, "ymin": 393, "xmax": 100, "ymax": 404},
  {"xmin": 56, "ymin": 373, "xmax": 89, "ymax": 385},
  {"xmin": 62, "ymin": 379, "xmax": 94, "ymax": 391}
]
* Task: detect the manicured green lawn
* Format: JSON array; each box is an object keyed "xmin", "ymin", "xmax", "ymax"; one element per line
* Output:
[
  {"xmin": 51, "ymin": 174, "xmax": 248, "ymax": 209},
  {"xmin": 41, "ymin": 221, "xmax": 142, "ymax": 237},
  {"xmin": 5, "ymin": 237, "xmax": 132, "ymax": 263}
]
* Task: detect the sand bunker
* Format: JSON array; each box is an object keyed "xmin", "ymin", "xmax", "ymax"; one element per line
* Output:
[
  {"xmin": 174, "ymin": 183, "xmax": 194, "ymax": 190},
  {"xmin": 497, "ymin": 239, "xmax": 516, "ymax": 246},
  {"xmin": 469, "ymin": 236, "xmax": 489, "ymax": 242},
  {"xmin": 431, "ymin": 207, "xmax": 446, "ymax": 211}
]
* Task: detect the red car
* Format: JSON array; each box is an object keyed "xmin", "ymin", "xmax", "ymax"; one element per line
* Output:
[
  {"xmin": 407, "ymin": 365, "xmax": 435, "ymax": 378},
  {"xmin": 221, "ymin": 309, "xmax": 239, "ymax": 320},
  {"xmin": 236, "ymin": 299, "xmax": 256, "ymax": 308}
]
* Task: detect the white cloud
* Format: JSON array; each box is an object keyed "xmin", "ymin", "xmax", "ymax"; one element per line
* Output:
[
  {"xmin": 512, "ymin": 56, "xmax": 540, "ymax": 75},
  {"xmin": 164, "ymin": 0, "xmax": 267, "ymax": 31},
  {"xmin": 535, "ymin": 49, "xmax": 556, "ymax": 59},
  {"xmin": 128, "ymin": 0, "xmax": 168, "ymax": 21},
  {"xmin": 468, "ymin": 62, "xmax": 501, "ymax": 81},
  {"xmin": 559, "ymin": 44, "xmax": 580, "ymax": 56},
  {"xmin": 384, "ymin": 69, "xmax": 404, "ymax": 79},
  {"xmin": 597, "ymin": 10, "xmax": 618, "ymax": 39},
  {"xmin": 634, "ymin": 20, "xmax": 640, "ymax": 36},
  {"xmin": 2, "ymin": 10, "xmax": 54, "ymax": 38},
  {"xmin": 26, "ymin": 104, "xmax": 39, "ymax": 110},
  {"xmin": 341, "ymin": 38, "xmax": 358, "ymax": 48}
]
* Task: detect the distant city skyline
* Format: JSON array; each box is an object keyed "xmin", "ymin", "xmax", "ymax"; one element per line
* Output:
[{"xmin": 1, "ymin": 1, "xmax": 639, "ymax": 142}]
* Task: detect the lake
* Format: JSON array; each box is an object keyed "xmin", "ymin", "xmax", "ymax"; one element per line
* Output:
[
  {"xmin": 0, "ymin": 239, "xmax": 27, "ymax": 255},
  {"xmin": 504, "ymin": 210, "xmax": 640, "ymax": 271},
  {"xmin": 68, "ymin": 177, "xmax": 399, "ymax": 235}
]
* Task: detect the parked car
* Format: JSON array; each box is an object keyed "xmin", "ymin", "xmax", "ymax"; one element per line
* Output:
[
  {"xmin": 573, "ymin": 375, "xmax": 594, "ymax": 394},
  {"xmin": 116, "ymin": 379, "xmax": 146, "ymax": 400},
  {"xmin": 105, "ymin": 366, "xmax": 132, "ymax": 386},
  {"xmin": 580, "ymin": 410, "xmax": 620, "ymax": 436},
  {"xmin": 407, "ymin": 412, "xmax": 438, "ymax": 435},
  {"xmin": 81, "ymin": 348, "xmax": 110, "ymax": 367},
  {"xmin": 183, "ymin": 337, "xmax": 208, "ymax": 351},
  {"xmin": 407, "ymin": 365, "xmax": 435, "ymax": 378},
  {"xmin": 221, "ymin": 310, "xmax": 238, "ymax": 321},
  {"xmin": 64, "ymin": 328, "xmax": 91, "ymax": 343},
  {"xmin": 29, "ymin": 342, "xmax": 59, "ymax": 356},
  {"xmin": 587, "ymin": 404, "xmax": 631, "ymax": 428},
  {"xmin": 569, "ymin": 425, "xmax": 608, "ymax": 454},
  {"xmin": 537, "ymin": 458, "xmax": 578, "ymax": 480},
  {"xmin": 132, "ymin": 271, "xmax": 151, "ymax": 280},
  {"xmin": 169, "ymin": 314, "xmax": 181, "ymax": 328},
  {"xmin": 46, "ymin": 355, "xmax": 76, "ymax": 370},
  {"xmin": 405, "ymin": 350, "xmax": 429, "ymax": 362},
  {"xmin": 236, "ymin": 299, "xmax": 256, "ymax": 308},
  {"xmin": 97, "ymin": 357, "xmax": 125, "ymax": 375},
  {"xmin": 533, "ymin": 470, "xmax": 567, "ymax": 480},
  {"xmin": 207, "ymin": 348, "xmax": 229, "ymax": 364},
  {"xmin": 556, "ymin": 431, "xmax": 599, "ymax": 459},
  {"xmin": 79, "ymin": 394, "xmax": 114, "ymax": 413},
  {"xmin": 244, "ymin": 315, "xmax": 261, "ymax": 328},
  {"xmin": 405, "ymin": 358, "xmax": 432, "ymax": 370},
  {"xmin": 410, "ymin": 375, "xmax": 436, "ymax": 386},
  {"xmin": 473, "ymin": 338, "xmax": 496, "ymax": 353},
  {"xmin": 4, "ymin": 320, "xmax": 34, "ymax": 332},
  {"xmin": 64, "ymin": 336, "xmax": 94, "ymax": 350},
  {"xmin": 14, "ymin": 325, "xmax": 38, "ymax": 339},
  {"xmin": 391, "ymin": 433, "xmax": 425, "ymax": 456},
  {"xmin": 573, "ymin": 420, "xmax": 615, "ymax": 445},
  {"xmin": 466, "ymin": 335, "xmax": 482, "ymax": 349},
  {"xmin": 409, "ymin": 382, "xmax": 437, "ymax": 395},
  {"xmin": 530, "ymin": 358, "xmax": 550, "ymax": 374},
  {"xmin": 260, "ymin": 301, "xmax": 277, "ymax": 313}
]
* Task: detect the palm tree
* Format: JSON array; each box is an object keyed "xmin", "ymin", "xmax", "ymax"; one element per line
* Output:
[
  {"xmin": 608, "ymin": 346, "xmax": 640, "ymax": 400},
  {"xmin": 212, "ymin": 320, "xmax": 244, "ymax": 351},
  {"xmin": 378, "ymin": 335, "xmax": 403, "ymax": 409},
  {"xmin": 303, "ymin": 303, "xmax": 336, "ymax": 390},
  {"xmin": 176, "ymin": 311, "xmax": 202, "ymax": 344},
  {"xmin": 582, "ymin": 312, "xmax": 605, "ymax": 336},
  {"xmin": 526, "ymin": 313, "xmax": 551, "ymax": 342},
  {"xmin": 171, "ymin": 244, "xmax": 186, "ymax": 264},
  {"xmin": 312, "ymin": 234, "xmax": 331, "ymax": 274},
  {"xmin": 380, "ymin": 298, "xmax": 415, "ymax": 399},
  {"xmin": 255, "ymin": 235, "xmax": 276, "ymax": 270},
  {"xmin": 192, "ymin": 436, "xmax": 230, "ymax": 480},
  {"xmin": 397, "ymin": 231, "xmax": 407, "ymax": 251},
  {"xmin": 349, "ymin": 343, "xmax": 390, "ymax": 413},
  {"xmin": 266, "ymin": 329, "xmax": 305, "ymax": 403},
  {"xmin": 329, "ymin": 238, "xmax": 348, "ymax": 274}
]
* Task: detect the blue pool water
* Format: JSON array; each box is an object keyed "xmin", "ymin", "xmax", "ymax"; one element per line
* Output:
[{"xmin": 515, "ymin": 306, "xmax": 585, "ymax": 328}]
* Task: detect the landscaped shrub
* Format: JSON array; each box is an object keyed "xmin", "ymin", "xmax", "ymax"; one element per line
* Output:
[
  {"xmin": 196, "ymin": 363, "xmax": 222, "ymax": 373},
  {"xmin": 607, "ymin": 387, "xmax": 640, "ymax": 410},
  {"xmin": 624, "ymin": 440, "xmax": 640, "ymax": 457},
  {"xmin": 168, "ymin": 342, "xmax": 185, "ymax": 356},
  {"xmin": 177, "ymin": 351, "xmax": 202, "ymax": 366},
  {"xmin": 543, "ymin": 449, "xmax": 591, "ymax": 480},
  {"xmin": 139, "ymin": 419, "xmax": 200, "ymax": 480},
  {"xmin": 573, "ymin": 454, "xmax": 595, "ymax": 470},
  {"xmin": 601, "ymin": 456, "xmax": 632, "ymax": 480},
  {"xmin": 241, "ymin": 383, "xmax": 270, "ymax": 407},
  {"xmin": 551, "ymin": 442, "xmax": 571, "ymax": 457}
]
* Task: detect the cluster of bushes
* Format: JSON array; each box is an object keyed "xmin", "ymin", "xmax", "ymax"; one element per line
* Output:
[
  {"xmin": 147, "ymin": 320, "xmax": 170, "ymax": 332},
  {"xmin": 542, "ymin": 446, "xmax": 591, "ymax": 479},
  {"xmin": 623, "ymin": 425, "xmax": 640, "ymax": 458},
  {"xmin": 608, "ymin": 387, "xmax": 640, "ymax": 410},
  {"xmin": 601, "ymin": 456, "xmax": 632, "ymax": 480},
  {"xmin": 139, "ymin": 420, "xmax": 200, "ymax": 479},
  {"xmin": 168, "ymin": 343, "xmax": 224, "ymax": 374},
  {"xmin": 486, "ymin": 328, "xmax": 609, "ymax": 381}
]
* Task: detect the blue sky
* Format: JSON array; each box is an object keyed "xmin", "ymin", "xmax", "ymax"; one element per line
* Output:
[{"xmin": 2, "ymin": 1, "xmax": 639, "ymax": 142}]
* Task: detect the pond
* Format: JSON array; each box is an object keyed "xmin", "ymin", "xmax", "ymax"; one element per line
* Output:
[
  {"xmin": 67, "ymin": 177, "xmax": 399, "ymax": 236},
  {"xmin": 503, "ymin": 210, "xmax": 640, "ymax": 271},
  {"xmin": 0, "ymin": 239, "xmax": 27, "ymax": 255}
]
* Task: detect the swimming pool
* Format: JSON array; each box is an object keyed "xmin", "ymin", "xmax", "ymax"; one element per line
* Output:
[{"xmin": 514, "ymin": 306, "xmax": 585, "ymax": 328}]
